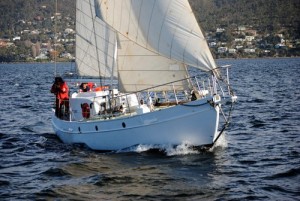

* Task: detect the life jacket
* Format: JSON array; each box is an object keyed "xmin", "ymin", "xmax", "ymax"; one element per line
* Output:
[
  {"xmin": 87, "ymin": 82, "xmax": 95, "ymax": 91},
  {"xmin": 81, "ymin": 103, "xmax": 90, "ymax": 119},
  {"xmin": 51, "ymin": 82, "xmax": 69, "ymax": 100},
  {"xmin": 95, "ymin": 86, "xmax": 109, "ymax": 91}
]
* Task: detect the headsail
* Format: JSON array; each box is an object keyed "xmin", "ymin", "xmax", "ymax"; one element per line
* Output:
[
  {"xmin": 76, "ymin": 0, "xmax": 117, "ymax": 80},
  {"xmin": 98, "ymin": 0, "xmax": 217, "ymax": 71}
]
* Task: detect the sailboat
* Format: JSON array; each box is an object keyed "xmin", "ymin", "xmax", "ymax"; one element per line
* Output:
[{"xmin": 51, "ymin": 0, "xmax": 237, "ymax": 151}]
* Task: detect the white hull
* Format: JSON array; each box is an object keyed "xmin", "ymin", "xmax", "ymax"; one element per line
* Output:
[{"xmin": 52, "ymin": 97, "xmax": 220, "ymax": 151}]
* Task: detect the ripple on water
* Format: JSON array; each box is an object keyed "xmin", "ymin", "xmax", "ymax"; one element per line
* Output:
[
  {"xmin": 42, "ymin": 168, "xmax": 72, "ymax": 177},
  {"xmin": 1, "ymin": 60, "xmax": 300, "ymax": 200},
  {"xmin": 265, "ymin": 167, "xmax": 300, "ymax": 179}
]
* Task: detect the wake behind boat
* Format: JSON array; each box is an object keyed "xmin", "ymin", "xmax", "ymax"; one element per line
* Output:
[{"xmin": 51, "ymin": 0, "xmax": 237, "ymax": 151}]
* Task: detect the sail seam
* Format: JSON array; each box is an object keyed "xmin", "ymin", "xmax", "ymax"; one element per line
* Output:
[{"xmin": 146, "ymin": 0, "xmax": 156, "ymax": 50}]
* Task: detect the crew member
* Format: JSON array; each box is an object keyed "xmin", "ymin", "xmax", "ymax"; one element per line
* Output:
[
  {"xmin": 51, "ymin": 76, "xmax": 69, "ymax": 118},
  {"xmin": 79, "ymin": 83, "xmax": 90, "ymax": 92}
]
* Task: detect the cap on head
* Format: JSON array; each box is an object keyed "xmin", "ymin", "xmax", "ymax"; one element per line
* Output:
[{"xmin": 55, "ymin": 76, "xmax": 64, "ymax": 83}]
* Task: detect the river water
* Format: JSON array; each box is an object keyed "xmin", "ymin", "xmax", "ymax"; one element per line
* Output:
[{"xmin": 0, "ymin": 58, "xmax": 299, "ymax": 200}]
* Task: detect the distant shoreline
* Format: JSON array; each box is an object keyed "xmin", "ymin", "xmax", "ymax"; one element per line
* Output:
[
  {"xmin": 0, "ymin": 61, "xmax": 74, "ymax": 64},
  {"xmin": 0, "ymin": 56, "xmax": 299, "ymax": 65},
  {"xmin": 216, "ymin": 56, "xmax": 300, "ymax": 60}
]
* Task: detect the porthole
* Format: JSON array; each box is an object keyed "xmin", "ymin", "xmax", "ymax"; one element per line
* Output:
[
  {"xmin": 95, "ymin": 125, "xmax": 98, "ymax": 131},
  {"xmin": 122, "ymin": 122, "xmax": 126, "ymax": 128}
]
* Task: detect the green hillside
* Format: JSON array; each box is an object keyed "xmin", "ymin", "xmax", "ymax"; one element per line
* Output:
[
  {"xmin": 0, "ymin": 0, "xmax": 75, "ymax": 37},
  {"xmin": 0, "ymin": 0, "xmax": 299, "ymax": 62},
  {"xmin": 189, "ymin": 0, "xmax": 299, "ymax": 37},
  {"xmin": 0, "ymin": 0, "xmax": 299, "ymax": 38}
]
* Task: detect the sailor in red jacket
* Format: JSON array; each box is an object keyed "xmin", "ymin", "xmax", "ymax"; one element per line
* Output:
[{"xmin": 51, "ymin": 76, "xmax": 69, "ymax": 118}]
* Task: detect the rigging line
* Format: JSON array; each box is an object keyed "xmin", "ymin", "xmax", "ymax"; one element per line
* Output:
[
  {"xmin": 102, "ymin": 24, "xmax": 190, "ymax": 70},
  {"xmin": 89, "ymin": 0, "xmax": 103, "ymax": 86},
  {"xmin": 117, "ymin": 30, "xmax": 212, "ymax": 73},
  {"xmin": 90, "ymin": 16, "xmax": 117, "ymax": 79},
  {"xmin": 121, "ymin": 76, "xmax": 195, "ymax": 96},
  {"xmin": 219, "ymin": 103, "xmax": 228, "ymax": 123},
  {"xmin": 77, "ymin": 31, "xmax": 115, "ymax": 64},
  {"xmin": 118, "ymin": 69, "xmax": 187, "ymax": 72},
  {"xmin": 77, "ymin": 32, "xmax": 93, "ymax": 45},
  {"xmin": 158, "ymin": 0, "xmax": 172, "ymax": 57},
  {"xmin": 136, "ymin": 0, "xmax": 144, "ymax": 39},
  {"xmin": 74, "ymin": 0, "xmax": 78, "ymax": 76},
  {"xmin": 209, "ymin": 67, "xmax": 235, "ymax": 96},
  {"xmin": 146, "ymin": 0, "xmax": 157, "ymax": 50},
  {"xmin": 54, "ymin": 0, "xmax": 58, "ymax": 76},
  {"xmin": 76, "ymin": 38, "xmax": 113, "ymax": 71},
  {"xmin": 213, "ymin": 102, "xmax": 235, "ymax": 144},
  {"xmin": 76, "ymin": 8, "xmax": 94, "ymax": 76}
]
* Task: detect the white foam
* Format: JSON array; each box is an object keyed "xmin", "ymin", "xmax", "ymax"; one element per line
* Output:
[
  {"xmin": 164, "ymin": 143, "xmax": 199, "ymax": 156},
  {"xmin": 209, "ymin": 132, "xmax": 228, "ymax": 152},
  {"xmin": 116, "ymin": 134, "xmax": 228, "ymax": 155},
  {"xmin": 117, "ymin": 142, "xmax": 201, "ymax": 156}
]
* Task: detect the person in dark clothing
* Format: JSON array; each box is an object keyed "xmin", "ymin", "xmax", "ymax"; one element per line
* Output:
[{"xmin": 51, "ymin": 76, "xmax": 69, "ymax": 118}]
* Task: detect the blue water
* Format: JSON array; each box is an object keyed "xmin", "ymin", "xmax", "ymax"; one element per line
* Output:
[{"xmin": 0, "ymin": 58, "xmax": 299, "ymax": 200}]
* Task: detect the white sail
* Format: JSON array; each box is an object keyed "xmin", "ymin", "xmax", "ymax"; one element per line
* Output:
[
  {"xmin": 97, "ymin": 0, "xmax": 217, "ymax": 71},
  {"xmin": 117, "ymin": 35, "xmax": 189, "ymax": 92},
  {"xmin": 76, "ymin": 0, "xmax": 117, "ymax": 79}
]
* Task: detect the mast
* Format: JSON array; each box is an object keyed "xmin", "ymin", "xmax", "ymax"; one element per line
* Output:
[
  {"xmin": 110, "ymin": 39, "xmax": 117, "ymax": 89},
  {"xmin": 54, "ymin": 0, "xmax": 58, "ymax": 76}
]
